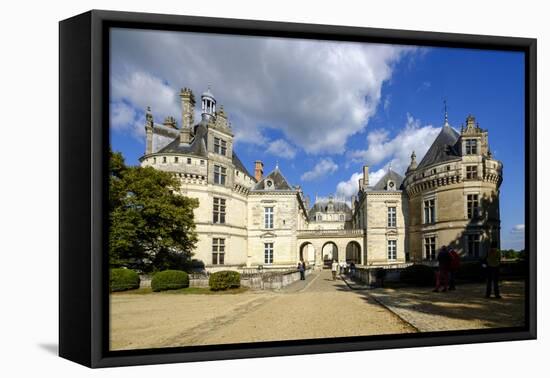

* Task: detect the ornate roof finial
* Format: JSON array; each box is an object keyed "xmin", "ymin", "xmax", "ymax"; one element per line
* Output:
[
  {"xmin": 388, "ymin": 160, "xmax": 392, "ymax": 171},
  {"xmin": 443, "ymin": 99, "xmax": 450, "ymax": 127},
  {"xmin": 275, "ymin": 160, "xmax": 279, "ymax": 170},
  {"xmin": 411, "ymin": 150, "xmax": 416, "ymax": 162}
]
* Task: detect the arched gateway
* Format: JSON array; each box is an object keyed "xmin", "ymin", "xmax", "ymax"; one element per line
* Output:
[{"xmin": 296, "ymin": 229, "xmax": 364, "ymax": 268}]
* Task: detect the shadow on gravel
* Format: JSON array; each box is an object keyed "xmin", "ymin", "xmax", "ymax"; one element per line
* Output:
[{"xmin": 340, "ymin": 280, "xmax": 525, "ymax": 329}]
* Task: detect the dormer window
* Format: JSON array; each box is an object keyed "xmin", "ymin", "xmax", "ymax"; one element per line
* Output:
[
  {"xmin": 214, "ymin": 137, "xmax": 227, "ymax": 155},
  {"xmin": 387, "ymin": 180, "xmax": 396, "ymax": 191},
  {"xmin": 465, "ymin": 139, "xmax": 478, "ymax": 154},
  {"xmin": 265, "ymin": 179, "xmax": 273, "ymax": 188}
]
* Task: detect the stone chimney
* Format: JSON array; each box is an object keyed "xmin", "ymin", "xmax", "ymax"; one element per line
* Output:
[
  {"xmin": 145, "ymin": 106, "xmax": 154, "ymax": 155},
  {"xmin": 180, "ymin": 88, "xmax": 195, "ymax": 144},
  {"xmin": 254, "ymin": 161, "xmax": 264, "ymax": 182},
  {"xmin": 358, "ymin": 178, "xmax": 364, "ymax": 190},
  {"xmin": 363, "ymin": 165, "xmax": 369, "ymax": 188}
]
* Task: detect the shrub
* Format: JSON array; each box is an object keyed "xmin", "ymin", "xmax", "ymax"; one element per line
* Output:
[
  {"xmin": 209, "ymin": 271, "xmax": 241, "ymax": 291},
  {"xmin": 110, "ymin": 268, "xmax": 140, "ymax": 292},
  {"xmin": 399, "ymin": 264, "xmax": 435, "ymax": 286},
  {"xmin": 151, "ymin": 270, "xmax": 189, "ymax": 292}
]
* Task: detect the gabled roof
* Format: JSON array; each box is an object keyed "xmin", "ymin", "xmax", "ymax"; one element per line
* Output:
[
  {"xmin": 417, "ymin": 124, "xmax": 461, "ymax": 170},
  {"xmin": 372, "ymin": 169, "xmax": 404, "ymax": 191},
  {"xmin": 252, "ymin": 167, "xmax": 293, "ymax": 191}
]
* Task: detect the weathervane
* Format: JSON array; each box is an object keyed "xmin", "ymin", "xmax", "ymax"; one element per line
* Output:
[{"xmin": 444, "ymin": 98, "xmax": 449, "ymax": 126}]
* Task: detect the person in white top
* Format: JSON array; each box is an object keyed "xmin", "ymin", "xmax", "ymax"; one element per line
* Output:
[
  {"xmin": 331, "ymin": 260, "xmax": 339, "ymax": 280},
  {"xmin": 339, "ymin": 260, "xmax": 347, "ymax": 274}
]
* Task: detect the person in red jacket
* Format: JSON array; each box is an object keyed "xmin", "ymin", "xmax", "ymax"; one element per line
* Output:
[{"xmin": 448, "ymin": 248, "xmax": 460, "ymax": 291}]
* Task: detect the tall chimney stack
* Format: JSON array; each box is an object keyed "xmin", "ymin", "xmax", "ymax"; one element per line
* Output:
[
  {"xmin": 363, "ymin": 165, "xmax": 369, "ymax": 188},
  {"xmin": 254, "ymin": 161, "xmax": 264, "ymax": 182},
  {"xmin": 179, "ymin": 88, "xmax": 195, "ymax": 145}
]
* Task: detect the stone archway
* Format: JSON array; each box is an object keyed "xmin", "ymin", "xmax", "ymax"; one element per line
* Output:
[
  {"xmin": 299, "ymin": 242, "xmax": 316, "ymax": 265},
  {"xmin": 321, "ymin": 241, "xmax": 338, "ymax": 268},
  {"xmin": 345, "ymin": 241, "xmax": 361, "ymax": 263}
]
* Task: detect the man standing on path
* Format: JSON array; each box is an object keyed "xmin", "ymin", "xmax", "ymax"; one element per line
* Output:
[
  {"xmin": 485, "ymin": 243, "xmax": 502, "ymax": 299},
  {"xmin": 331, "ymin": 260, "xmax": 338, "ymax": 280},
  {"xmin": 298, "ymin": 260, "xmax": 306, "ymax": 280}
]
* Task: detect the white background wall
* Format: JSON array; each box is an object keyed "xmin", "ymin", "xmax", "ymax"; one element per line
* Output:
[{"xmin": 1, "ymin": 0, "xmax": 546, "ymax": 376}]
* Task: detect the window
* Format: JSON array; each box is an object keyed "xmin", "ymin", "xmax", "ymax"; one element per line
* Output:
[
  {"xmin": 264, "ymin": 242, "xmax": 274, "ymax": 264},
  {"xmin": 214, "ymin": 137, "xmax": 227, "ymax": 155},
  {"xmin": 264, "ymin": 207, "xmax": 274, "ymax": 229},
  {"xmin": 467, "ymin": 234, "xmax": 481, "ymax": 257},
  {"xmin": 214, "ymin": 165, "xmax": 226, "ymax": 185},
  {"xmin": 212, "ymin": 238, "xmax": 225, "ymax": 265},
  {"xmin": 447, "ymin": 165, "xmax": 451, "ymax": 171},
  {"xmin": 162, "ymin": 156, "xmax": 167, "ymax": 163},
  {"xmin": 388, "ymin": 207, "xmax": 397, "ymax": 227},
  {"xmin": 465, "ymin": 139, "xmax": 478, "ymax": 154},
  {"xmin": 424, "ymin": 236, "xmax": 436, "ymax": 260},
  {"xmin": 174, "ymin": 157, "xmax": 179, "ymax": 163},
  {"xmin": 187, "ymin": 157, "xmax": 192, "ymax": 164},
  {"xmin": 153, "ymin": 157, "xmax": 156, "ymax": 164},
  {"xmin": 467, "ymin": 194, "xmax": 480, "ymax": 219},
  {"xmin": 423, "ymin": 199, "xmax": 435, "ymax": 224},
  {"xmin": 466, "ymin": 165, "xmax": 478, "ymax": 179},
  {"xmin": 339, "ymin": 214, "xmax": 345, "ymax": 221},
  {"xmin": 213, "ymin": 197, "xmax": 226, "ymax": 224},
  {"xmin": 387, "ymin": 240, "xmax": 397, "ymax": 260},
  {"xmin": 200, "ymin": 160, "xmax": 205, "ymax": 166}
]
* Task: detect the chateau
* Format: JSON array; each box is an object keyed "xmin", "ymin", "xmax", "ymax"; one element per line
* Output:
[{"xmin": 139, "ymin": 87, "xmax": 503, "ymax": 271}]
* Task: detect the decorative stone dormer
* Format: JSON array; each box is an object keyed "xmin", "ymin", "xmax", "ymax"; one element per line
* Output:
[
  {"xmin": 163, "ymin": 116, "xmax": 177, "ymax": 129},
  {"xmin": 460, "ymin": 114, "xmax": 489, "ymax": 156}
]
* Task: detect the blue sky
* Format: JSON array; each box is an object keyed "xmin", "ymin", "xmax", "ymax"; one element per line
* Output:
[{"xmin": 109, "ymin": 28, "xmax": 525, "ymax": 250}]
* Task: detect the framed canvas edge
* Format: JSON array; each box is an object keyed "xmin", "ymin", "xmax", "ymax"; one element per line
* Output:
[{"xmin": 59, "ymin": 9, "xmax": 537, "ymax": 369}]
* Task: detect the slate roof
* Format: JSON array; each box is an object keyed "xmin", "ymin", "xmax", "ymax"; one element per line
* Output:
[
  {"xmin": 308, "ymin": 201, "xmax": 351, "ymax": 217},
  {"xmin": 252, "ymin": 167, "xmax": 293, "ymax": 191},
  {"xmin": 371, "ymin": 169, "xmax": 405, "ymax": 191},
  {"xmin": 416, "ymin": 124, "xmax": 461, "ymax": 170},
  {"xmin": 157, "ymin": 120, "xmax": 254, "ymax": 180}
]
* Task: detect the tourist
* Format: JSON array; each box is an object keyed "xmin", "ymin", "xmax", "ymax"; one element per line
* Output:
[
  {"xmin": 349, "ymin": 261, "xmax": 356, "ymax": 276},
  {"xmin": 448, "ymin": 248, "xmax": 460, "ymax": 290},
  {"xmin": 433, "ymin": 246, "xmax": 451, "ymax": 292},
  {"xmin": 485, "ymin": 244, "xmax": 502, "ymax": 299},
  {"xmin": 331, "ymin": 259, "xmax": 338, "ymax": 280},
  {"xmin": 298, "ymin": 260, "xmax": 306, "ymax": 280},
  {"xmin": 339, "ymin": 260, "xmax": 347, "ymax": 274}
]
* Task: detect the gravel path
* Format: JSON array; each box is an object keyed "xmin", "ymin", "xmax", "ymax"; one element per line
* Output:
[{"xmin": 110, "ymin": 270, "xmax": 413, "ymax": 350}]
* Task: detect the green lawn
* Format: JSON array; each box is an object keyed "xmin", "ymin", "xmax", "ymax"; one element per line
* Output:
[{"xmin": 111, "ymin": 287, "xmax": 248, "ymax": 295}]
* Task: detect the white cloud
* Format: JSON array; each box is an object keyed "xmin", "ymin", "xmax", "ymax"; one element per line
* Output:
[
  {"xmin": 301, "ymin": 158, "xmax": 338, "ymax": 182},
  {"xmin": 265, "ymin": 139, "xmax": 297, "ymax": 159},
  {"xmin": 335, "ymin": 168, "xmax": 390, "ymax": 198},
  {"xmin": 110, "ymin": 102, "xmax": 137, "ymax": 130},
  {"xmin": 336, "ymin": 172, "xmax": 363, "ymax": 198},
  {"xmin": 111, "ymin": 70, "xmax": 180, "ymax": 126},
  {"xmin": 110, "ymin": 29, "xmax": 417, "ymax": 154},
  {"xmin": 383, "ymin": 95, "xmax": 391, "ymax": 112},
  {"xmin": 347, "ymin": 113, "xmax": 441, "ymax": 174},
  {"xmin": 511, "ymin": 224, "xmax": 525, "ymax": 233}
]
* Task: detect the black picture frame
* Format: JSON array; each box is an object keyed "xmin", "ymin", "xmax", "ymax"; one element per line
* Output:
[{"xmin": 59, "ymin": 9, "xmax": 537, "ymax": 368}]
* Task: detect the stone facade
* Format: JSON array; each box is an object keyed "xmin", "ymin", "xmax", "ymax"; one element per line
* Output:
[{"xmin": 139, "ymin": 85, "xmax": 502, "ymax": 271}]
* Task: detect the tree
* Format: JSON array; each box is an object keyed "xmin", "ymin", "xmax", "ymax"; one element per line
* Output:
[{"xmin": 109, "ymin": 150, "xmax": 199, "ymax": 272}]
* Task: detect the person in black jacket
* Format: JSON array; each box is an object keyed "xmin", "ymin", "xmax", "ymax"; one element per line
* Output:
[{"xmin": 433, "ymin": 246, "xmax": 451, "ymax": 292}]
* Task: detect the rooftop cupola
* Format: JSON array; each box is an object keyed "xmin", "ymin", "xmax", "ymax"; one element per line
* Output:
[{"xmin": 201, "ymin": 85, "xmax": 216, "ymax": 121}]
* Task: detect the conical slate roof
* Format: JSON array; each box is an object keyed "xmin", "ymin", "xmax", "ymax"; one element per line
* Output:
[
  {"xmin": 372, "ymin": 169, "xmax": 405, "ymax": 190},
  {"xmin": 416, "ymin": 124, "xmax": 461, "ymax": 170}
]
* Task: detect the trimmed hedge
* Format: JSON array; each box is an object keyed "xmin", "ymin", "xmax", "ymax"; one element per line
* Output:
[
  {"xmin": 209, "ymin": 271, "xmax": 241, "ymax": 291},
  {"xmin": 399, "ymin": 264, "xmax": 435, "ymax": 286},
  {"xmin": 110, "ymin": 268, "xmax": 140, "ymax": 292},
  {"xmin": 151, "ymin": 270, "xmax": 189, "ymax": 292}
]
